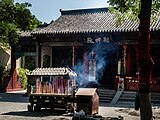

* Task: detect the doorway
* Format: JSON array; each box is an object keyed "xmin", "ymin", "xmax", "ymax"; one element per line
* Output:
[{"xmin": 99, "ymin": 52, "xmax": 117, "ymax": 88}]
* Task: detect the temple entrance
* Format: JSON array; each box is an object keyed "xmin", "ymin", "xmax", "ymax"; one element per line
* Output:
[
  {"xmin": 99, "ymin": 52, "xmax": 117, "ymax": 88},
  {"xmin": 52, "ymin": 47, "xmax": 72, "ymax": 67}
]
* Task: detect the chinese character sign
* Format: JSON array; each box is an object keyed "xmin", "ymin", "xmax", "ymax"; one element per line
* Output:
[{"xmin": 85, "ymin": 36, "xmax": 111, "ymax": 44}]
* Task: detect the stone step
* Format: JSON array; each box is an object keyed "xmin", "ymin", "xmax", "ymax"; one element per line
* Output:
[
  {"xmin": 98, "ymin": 88, "xmax": 116, "ymax": 103},
  {"xmin": 119, "ymin": 91, "xmax": 160, "ymax": 104},
  {"xmin": 99, "ymin": 99, "xmax": 111, "ymax": 103},
  {"xmin": 98, "ymin": 88, "xmax": 160, "ymax": 105},
  {"xmin": 151, "ymin": 92, "xmax": 160, "ymax": 104}
]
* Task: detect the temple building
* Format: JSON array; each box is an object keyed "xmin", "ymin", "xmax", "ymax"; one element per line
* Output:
[{"xmin": 4, "ymin": 7, "xmax": 160, "ymax": 91}]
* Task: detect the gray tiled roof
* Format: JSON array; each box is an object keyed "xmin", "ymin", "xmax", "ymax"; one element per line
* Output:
[
  {"xmin": 28, "ymin": 67, "xmax": 77, "ymax": 76},
  {"xmin": 20, "ymin": 31, "xmax": 32, "ymax": 37},
  {"xmin": 20, "ymin": 24, "xmax": 48, "ymax": 37},
  {"xmin": 33, "ymin": 8, "xmax": 160, "ymax": 35}
]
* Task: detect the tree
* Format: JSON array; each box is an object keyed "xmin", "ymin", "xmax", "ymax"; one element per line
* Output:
[
  {"xmin": 107, "ymin": 0, "xmax": 160, "ymax": 120},
  {"xmin": 0, "ymin": 0, "xmax": 39, "ymax": 47},
  {"xmin": 0, "ymin": 0, "xmax": 39, "ymax": 89}
]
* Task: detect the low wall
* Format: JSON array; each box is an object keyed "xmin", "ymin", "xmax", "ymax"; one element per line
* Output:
[{"xmin": 125, "ymin": 77, "xmax": 160, "ymax": 92}]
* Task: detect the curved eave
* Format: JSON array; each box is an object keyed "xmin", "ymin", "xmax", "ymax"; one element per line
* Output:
[{"xmin": 32, "ymin": 28, "xmax": 140, "ymax": 35}]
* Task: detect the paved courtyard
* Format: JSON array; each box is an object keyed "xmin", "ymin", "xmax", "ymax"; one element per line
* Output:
[{"xmin": 0, "ymin": 90, "xmax": 159, "ymax": 120}]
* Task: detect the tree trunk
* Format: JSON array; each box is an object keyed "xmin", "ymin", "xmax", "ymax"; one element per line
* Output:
[
  {"xmin": 137, "ymin": 0, "xmax": 154, "ymax": 120},
  {"xmin": 10, "ymin": 46, "xmax": 16, "ymax": 89}
]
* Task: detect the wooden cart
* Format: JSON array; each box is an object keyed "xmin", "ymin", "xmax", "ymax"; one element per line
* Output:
[{"xmin": 27, "ymin": 67, "xmax": 77, "ymax": 112}]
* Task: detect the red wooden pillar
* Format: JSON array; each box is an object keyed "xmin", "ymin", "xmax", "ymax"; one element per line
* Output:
[
  {"xmin": 72, "ymin": 46, "xmax": 75, "ymax": 70},
  {"xmin": 123, "ymin": 45, "xmax": 127, "ymax": 75},
  {"xmin": 126, "ymin": 46, "xmax": 131, "ymax": 76}
]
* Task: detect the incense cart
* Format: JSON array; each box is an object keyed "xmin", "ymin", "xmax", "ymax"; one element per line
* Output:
[{"xmin": 27, "ymin": 67, "xmax": 77, "ymax": 112}]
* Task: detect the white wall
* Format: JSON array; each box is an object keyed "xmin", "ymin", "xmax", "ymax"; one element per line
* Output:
[{"xmin": 0, "ymin": 47, "xmax": 11, "ymax": 68}]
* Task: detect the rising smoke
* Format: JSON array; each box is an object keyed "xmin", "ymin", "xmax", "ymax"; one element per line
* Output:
[{"xmin": 74, "ymin": 39, "xmax": 117, "ymax": 88}]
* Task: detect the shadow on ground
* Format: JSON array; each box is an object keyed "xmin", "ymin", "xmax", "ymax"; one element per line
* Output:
[
  {"xmin": 2, "ymin": 111, "xmax": 124, "ymax": 120},
  {"xmin": 2, "ymin": 109, "xmax": 72, "ymax": 118},
  {"xmin": 0, "ymin": 92, "xmax": 28, "ymax": 103}
]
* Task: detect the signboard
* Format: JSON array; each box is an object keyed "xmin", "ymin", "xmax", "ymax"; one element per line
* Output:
[{"xmin": 85, "ymin": 35, "xmax": 111, "ymax": 44}]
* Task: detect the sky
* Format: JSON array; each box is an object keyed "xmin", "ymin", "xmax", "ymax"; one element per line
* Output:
[{"xmin": 14, "ymin": 0, "xmax": 109, "ymax": 23}]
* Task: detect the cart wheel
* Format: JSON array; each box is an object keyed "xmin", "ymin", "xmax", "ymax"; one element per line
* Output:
[
  {"xmin": 65, "ymin": 109, "xmax": 68, "ymax": 114},
  {"xmin": 27, "ymin": 105, "xmax": 33, "ymax": 112},
  {"xmin": 65, "ymin": 104, "xmax": 71, "ymax": 113},
  {"xmin": 34, "ymin": 105, "xmax": 40, "ymax": 112},
  {"xmin": 70, "ymin": 104, "xmax": 74, "ymax": 113},
  {"xmin": 68, "ymin": 103, "xmax": 74, "ymax": 113}
]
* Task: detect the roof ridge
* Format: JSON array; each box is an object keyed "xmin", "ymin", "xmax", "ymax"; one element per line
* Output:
[{"xmin": 60, "ymin": 7, "xmax": 108, "ymax": 15}]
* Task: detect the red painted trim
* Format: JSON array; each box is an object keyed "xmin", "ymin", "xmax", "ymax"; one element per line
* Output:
[{"xmin": 6, "ymin": 69, "xmax": 21, "ymax": 92}]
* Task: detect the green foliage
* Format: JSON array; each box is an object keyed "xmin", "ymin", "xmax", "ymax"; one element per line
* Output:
[
  {"xmin": 107, "ymin": 0, "xmax": 140, "ymax": 26},
  {"xmin": 17, "ymin": 68, "xmax": 30, "ymax": 89},
  {"xmin": 107, "ymin": 0, "xmax": 140, "ymax": 15},
  {"xmin": 0, "ymin": 0, "xmax": 39, "ymax": 46},
  {"xmin": 107, "ymin": 0, "xmax": 160, "ymax": 25},
  {"xmin": 0, "ymin": 65, "xmax": 11, "ymax": 77},
  {"xmin": 0, "ymin": 22, "xmax": 19, "ymax": 46}
]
